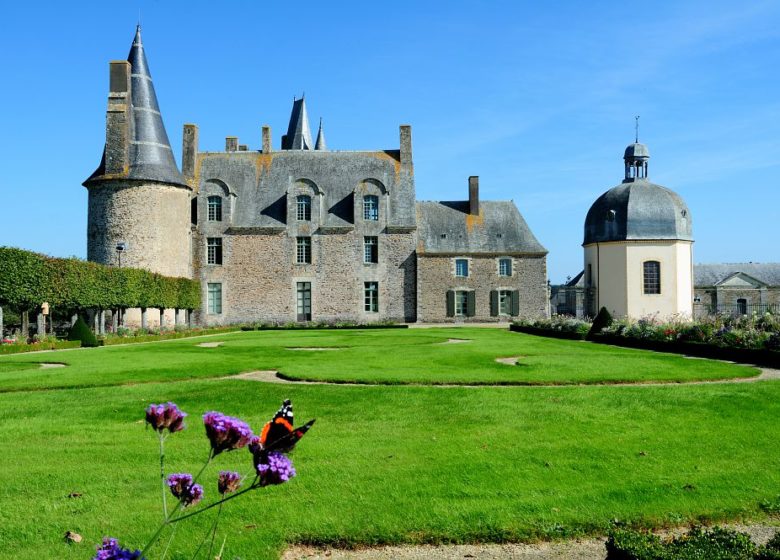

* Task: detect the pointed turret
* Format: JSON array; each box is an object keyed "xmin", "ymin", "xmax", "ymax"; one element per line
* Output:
[
  {"xmin": 281, "ymin": 97, "xmax": 314, "ymax": 150},
  {"xmin": 84, "ymin": 25, "xmax": 187, "ymax": 188},
  {"xmin": 315, "ymin": 118, "xmax": 328, "ymax": 151}
]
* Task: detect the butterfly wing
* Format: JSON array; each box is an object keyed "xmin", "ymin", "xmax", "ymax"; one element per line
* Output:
[
  {"xmin": 266, "ymin": 418, "xmax": 316, "ymax": 453},
  {"xmin": 260, "ymin": 399, "xmax": 295, "ymax": 450}
]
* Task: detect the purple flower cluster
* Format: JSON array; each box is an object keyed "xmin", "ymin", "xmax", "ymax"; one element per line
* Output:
[
  {"xmin": 203, "ymin": 411, "xmax": 253, "ymax": 455},
  {"xmin": 166, "ymin": 473, "xmax": 204, "ymax": 507},
  {"xmin": 218, "ymin": 470, "xmax": 242, "ymax": 495},
  {"xmin": 93, "ymin": 537, "xmax": 145, "ymax": 560},
  {"xmin": 145, "ymin": 402, "xmax": 187, "ymax": 433},
  {"xmin": 256, "ymin": 451, "xmax": 296, "ymax": 486}
]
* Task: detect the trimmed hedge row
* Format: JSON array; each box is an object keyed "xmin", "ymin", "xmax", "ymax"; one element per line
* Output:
[
  {"xmin": 509, "ymin": 325, "xmax": 780, "ymax": 368},
  {"xmin": 0, "ymin": 247, "xmax": 200, "ymax": 313},
  {"xmin": 239, "ymin": 323, "xmax": 409, "ymax": 331},
  {"xmin": 0, "ymin": 340, "xmax": 81, "ymax": 355}
]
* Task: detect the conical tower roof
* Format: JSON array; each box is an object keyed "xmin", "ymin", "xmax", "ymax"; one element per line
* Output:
[
  {"xmin": 85, "ymin": 26, "xmax": 187, "ymax": 188},
  {"xmin": 281, "ymin": 97, "xmax": 314, "ymax": 150},
  {"xmin": 315, "ymin": 118, "xmax": 327, "ymax": 151}
]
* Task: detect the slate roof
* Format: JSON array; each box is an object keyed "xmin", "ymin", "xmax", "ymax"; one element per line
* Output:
[
  {"xmin": 694, "ymin": 263, "xmax": 780, "ymax": 287},
  {"xmin": 85, "ymin": 26, "xmax": 187, "ymax": 188},
  {"xmin": 584, "ymin": 179, "xmax": 692, "ymax": 245},
  {"xmin": 416, "ymin": 200, "xmax": 546, "ymax": 255},
  {"xmin": 281, "ymin": 98, "xmax": 314, "ymax": 150}
]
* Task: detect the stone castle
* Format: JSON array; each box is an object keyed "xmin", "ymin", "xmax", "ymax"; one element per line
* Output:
[{"xmin": 84, "ymin": 27, "xmax": 549, "ymax": 326}]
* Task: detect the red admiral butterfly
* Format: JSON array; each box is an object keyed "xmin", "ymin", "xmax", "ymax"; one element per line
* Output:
[{"xmin": 257, "ymin": 399, "xmax": 315, "ymax": 453}]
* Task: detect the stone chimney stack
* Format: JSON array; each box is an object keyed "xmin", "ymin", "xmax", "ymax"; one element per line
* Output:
[
  {"xmin": 399, "ymin": 125, "xmax": 412, "ymax": 165},
  {"xmin": 225, "ymin": 137, "xmax": 238, "ymax": 152},
  {"xmin": 104, "ymin": 61, "xmax": 131, "ymax": 174},
  {"xmin": 182, "ymin": 124, "xmax": 199, "ymax": 180},
  {"xmin": 468, "ymin": 176, "xmax": 479, "ymax": 215},
  {"xmin": 262, "ymin": 126, "xmax": 272, "ymax": 153}
]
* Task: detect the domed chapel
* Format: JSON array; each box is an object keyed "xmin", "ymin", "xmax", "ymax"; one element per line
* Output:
[{"xmin": 583, "ymin": 135, "xmax": 694, "ymax": 319}]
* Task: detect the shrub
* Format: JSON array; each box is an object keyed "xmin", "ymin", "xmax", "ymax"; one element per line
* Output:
[
  {"xmin": 606, "ymin": 527, "xmax": 761, "ymax": 560},
  {"xmin": 588, "ymin": 307, "xmax": 613, "ymax": 340},
  {"xmin": 67, "ymin": 316, "xmax": 99, "ymax": 348}
]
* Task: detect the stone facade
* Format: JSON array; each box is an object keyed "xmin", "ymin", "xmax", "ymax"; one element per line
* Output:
[
  {"xmin": 417, "ymin": 254, "xmax": 548, "ymax": 322},
  {"xmin": 87, "ymin": 181, "xmax": 192, "ymax": 278},
  {"xmin": 85, "ymin": 27, "xmax": 549, "ymax": 327},
  {"xmin": 693, "ymin": 264, "xmax": 780, "ymax": 318}
]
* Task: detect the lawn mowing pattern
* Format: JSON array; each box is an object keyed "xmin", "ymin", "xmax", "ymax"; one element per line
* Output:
[
  {"xmin": 0, "ymin": 329, "xmax": 757, "ymax": 392},
  {"xmin": 1, "ymin": 380, "xmax": 780, "ymax": 559}
]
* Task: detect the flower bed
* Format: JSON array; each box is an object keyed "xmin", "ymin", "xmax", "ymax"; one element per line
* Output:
[
  {"xmin": 100, "ymin": 326, "xmax": 241, "ymax": 346},
  {"xmin": 512, "ymin": 313, "xmax": 780, "ymax": 368},
  {"xmin": 0, "ymin": 339, "xmax": 81, "ymax": 354},
  {"xmin": 240, "ymin": 321, "xmax": 408, "ymax": 331}
]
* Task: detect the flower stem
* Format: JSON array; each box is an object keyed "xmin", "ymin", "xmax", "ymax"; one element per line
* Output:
[
  {"xmin": 160, "ymin": 523, "xmax": 178, "ymax": 560},
  {"xmin": 159, "ymin": 434, "xmax": 168, "ymax": 520},
  {"xmin": 140, "ymin": 450, "xmax": 213, "ymax": 557},
  {"xmin": 206, "ymin": 502, "xmax": 224, "ymax": 559},
  {"xmin": 169, "ymin": 482, "xmax": 257, "ymax": 524}
]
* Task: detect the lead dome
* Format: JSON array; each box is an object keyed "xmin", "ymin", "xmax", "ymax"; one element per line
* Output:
[{"xmin": 583, "ymin": 141, "xmax": 692, "ymax": 245}]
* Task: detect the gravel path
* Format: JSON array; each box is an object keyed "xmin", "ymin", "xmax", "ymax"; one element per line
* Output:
[{"xmin": 283, "ymin": 524, "xmax": 780, "ymax": 560}]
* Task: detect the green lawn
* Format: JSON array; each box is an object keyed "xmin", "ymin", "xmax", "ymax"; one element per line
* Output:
[
  {"xmin": 0, "ymin": 329, "xmax": 776, "ymax": 559},
  {"xmin": 0, "ymin": 328, "xmax": 758, "ymax": 391}
]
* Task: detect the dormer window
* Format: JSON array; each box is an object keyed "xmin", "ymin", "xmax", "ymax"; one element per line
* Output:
[
  {"xmin": 363, "ymin": 195, "xmax": 379, "ymax": 221},
  {"xmin": 207, "ymin": 196, "xmax": 222, "ymax": 222},
  {"xmin": 297, "ymin": 195, "xmax": 311, "ymax": 221},
  {"xmin": 607, "ymin": 209, "xmax": 616, "ymax": 222}
]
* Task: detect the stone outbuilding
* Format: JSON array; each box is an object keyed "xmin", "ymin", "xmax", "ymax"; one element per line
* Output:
[
  {"xmin": 693, "ymin": 263, "xmax": 780, "ymax": 317},
  {"xmin": 583, "ymin": 140, "xmax": 694, "ymax": 319}
]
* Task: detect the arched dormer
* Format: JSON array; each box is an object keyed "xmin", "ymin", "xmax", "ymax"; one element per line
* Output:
[
  {"xmin": 287, "ymin": 178, "xmax": 324, "ymax": 229},
  {"xmin": 198, "ymin": 178, "xmax": 236, "ymax": 227},
  {"xmin": 354, "ymin": 179, "xmax": 388, "ymax": 226}
]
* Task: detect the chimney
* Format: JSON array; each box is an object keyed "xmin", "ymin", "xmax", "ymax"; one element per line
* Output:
[
  {"xmin": 182, "ymin": 124, "xmax": 199, "ymax": 179},
  {"xmin": 468, "ymin": 176, "xmax": 479, "ymax": 215},
  {"xmin": 399, "ymin": 125, "xmax": 412, "ymax": 165},
  {"xmin": 104, "ymin": 60, "xmax": 131, "ymax": 174},
  {"xmin": 225, "ymin": 137, "xmax": 238, "ymax": 152},
  {"xmin": 262, "ymin": 125, "xmax": 272, "ymax": 153},
  {"xmin": 238, "ymin": 144, "xmax": 248, "ymax": 151}
]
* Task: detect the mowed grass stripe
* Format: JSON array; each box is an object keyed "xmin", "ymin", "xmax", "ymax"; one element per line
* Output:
[
  {"xmin": 1, "ymin": 379, "xmax": 779, "ymax": 558},
  {"xmin": 0, "ymin": 328, "xmax": 757, "ymax": 392}
]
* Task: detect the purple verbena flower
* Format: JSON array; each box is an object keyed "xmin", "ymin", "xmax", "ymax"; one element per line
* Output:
[
  {"xmin": 166, "ymin": 473, "xmax": 204, "ymax": 507},
  {"xmin": 93, "ymin": 537, "xmax": 145, "ymax": 560},
  {"xmin": 218, "ymin": 470, "xmax": 242, "ymax": 495},
  {"xmin": 255, "ymin": 451, "xmax": 296, "ymax": 486},
  {"xmin": 203, "ymin": 411, "xmax": 253, "ymax": 455},
  {"xmin": 145, "ymin": 402, "xmax": 187, "ymax": 433}
]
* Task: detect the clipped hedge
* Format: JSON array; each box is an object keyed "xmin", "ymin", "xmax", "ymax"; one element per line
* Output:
[
  {"xmin": 100, "ymin": 326, "xmax": 240, "ymax": 346},
  {"xmin": 0, "ymin": 247, "xmax": 200, "ymax": 313},
  {"xmin": 0, "ymin": 340, "xmax": 81, "ymax": 355}
]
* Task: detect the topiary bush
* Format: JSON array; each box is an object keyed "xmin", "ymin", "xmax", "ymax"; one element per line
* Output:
[
  {"xmin": 67, "ymin": 316, "xmax": 99, "ymax": 348},
  {"xmin": 587, "ymin": 306, "xmax": 613, "ymax": 340}
]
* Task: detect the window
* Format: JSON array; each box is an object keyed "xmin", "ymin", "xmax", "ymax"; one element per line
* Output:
[
  {"xmin": 587, "ymin": 264, "xmax": 593, "ymax": 286},
  {"xmin": 498, "ymin": 258, "xmax": 512, "ymax": 277},
  {"xmin": 296, "ymin": 282, "xmax": 311, "ymax": 321},
  {"xmin": 296, "ymin": 237, "xmax": 311, "ymax": 264},
  {"xmin": 207, "ymin": 196, "xmax": 222, "ymax": 222},
  {"xmin": 499, "ymin": 290, "xmax": 512, "ymax": 315},
  {"xmin": 207, "ymin": 283, "xmax": 222, "ymax": 314},
  {"xmin": 363, "ymin": 195, "xmax": 379, "ymax": 220},
  {"xmin": 296, "ymin": 195, "xmax": 311, "ymax": 221},
  {"xmin": 364, "ymin": 282, "xmax": 379, "ymax": 312},
  {"xmin": 455, "ymin": 259, "xmax": 469, "ymax": 277},
  {"xmin": 643, "ymin": 261, "xmax": 661, "ymax": 294},
  {"xmin": 207, "ymin": 237, "xmax": 223, "ymax": 265},
  {"xmin": 364, "ymin": 236, "xmax": 378, "ymax": 264},
  {"xmin": 455, "ymin": 291, "xmax": 469, "ymax": 316}
]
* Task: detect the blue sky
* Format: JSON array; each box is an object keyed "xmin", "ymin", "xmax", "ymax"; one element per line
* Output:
[{"xmin": 1, "ymin": 0, "xmax": 778, "ymax": 282}]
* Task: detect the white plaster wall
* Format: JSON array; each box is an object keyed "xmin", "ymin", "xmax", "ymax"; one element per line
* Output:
[{"xmin": 625, "ymin": 241, "xmax": 693, "ymax": 319}]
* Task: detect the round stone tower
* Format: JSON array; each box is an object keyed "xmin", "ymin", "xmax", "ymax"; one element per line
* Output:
[
  {"xmin": 84, "ymin": 26, "xmax": 192, "ymax": 278},
  {"xmin": 583, "ymin": 139, "xmax": 694, "ymax": 319}
]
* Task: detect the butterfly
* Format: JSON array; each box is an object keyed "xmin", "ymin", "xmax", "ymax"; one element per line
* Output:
[{"xmin": 255, "ymin": 399, "xmax": 315, "ymax": 454}]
